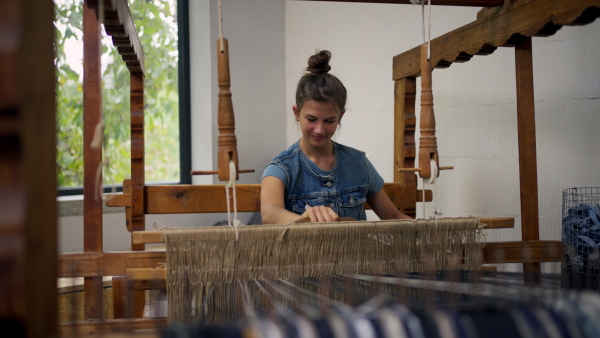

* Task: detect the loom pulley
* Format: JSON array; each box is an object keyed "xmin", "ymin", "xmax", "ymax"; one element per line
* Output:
[
  {"xmin": 191, "ymin": 37, "xmax": 254, "ymax": 182},
  {"xmin": 399, "ymin": 43, "xmax": 453, "ymax": 180}
]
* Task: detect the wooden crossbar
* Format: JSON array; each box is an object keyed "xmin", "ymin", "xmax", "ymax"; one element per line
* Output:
[
  {"xmin": 59, "ymin": 318, "xmax": 165, "ymax": 338},
  {"xmin": 122, "ymin": 239, "xmax": 563, "ymax": 281},
  {"xmin": 106, "ymin": 182, "xmax": 433, "ymax": 214},
  {"xmin": 130, "ymin": 217, "xmax": 514, "ymax": 245},
  {"xmin": 392, "ymin": 0, "xmax": 600, "ymax": 80},
  {"xmin": 482, "ymin": 240, "xmax": 564, "ymax": 264}
]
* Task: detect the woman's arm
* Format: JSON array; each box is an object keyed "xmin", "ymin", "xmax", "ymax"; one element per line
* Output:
[
  {"xmin": 261, "ymin": 176, "xmax": 340, "ymax": 224},
  {"xmin": 367, "ymin": 189, "xmax": 412, "ymax": 220},
  {"xmin": 261, "ymin": 176, "xmax": 303, "ymax": 224}
]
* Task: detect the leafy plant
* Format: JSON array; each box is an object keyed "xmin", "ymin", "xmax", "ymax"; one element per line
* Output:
[{"xmin": 55, "ymin": 0, "xmax": 180, "ymax": 188}]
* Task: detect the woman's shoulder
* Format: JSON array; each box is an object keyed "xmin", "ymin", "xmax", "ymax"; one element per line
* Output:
[
  {"xmin": 271, "ymin": 141, "xmax": 302, "ymax": 163},
  {"xmin": 334, "ymin": 141, "xmax": 366, "ymax": 157}
]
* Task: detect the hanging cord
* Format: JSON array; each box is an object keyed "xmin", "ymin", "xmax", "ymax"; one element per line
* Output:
[
  {"xmin": 422, "ymin": 159, "xmax": 442, "ymax": 224},
  {"xmin": 218, "ymin": 0, "xmax": 224, "ymax": 52},
  {"xmin": 420, "ymin": 0, "xmax": 432, "ymax": 60},
  {"xmin": 427, "ymin": 0, "xmax": 432, "ymax": 60},
  {"xmin": 411, "ymin": 0, "xmax": 432, "ymax": 58},
  {"xmin": 225, "ymin": 159, "xmax": 243, "ymax": 240}
]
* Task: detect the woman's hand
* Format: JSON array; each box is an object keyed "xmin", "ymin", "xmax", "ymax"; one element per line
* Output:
[{"xmin": 301, "ymin": 205, "xmax": 340, "ymax": 223}]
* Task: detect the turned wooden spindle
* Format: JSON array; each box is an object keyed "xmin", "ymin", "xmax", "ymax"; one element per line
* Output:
[
  {"xmin": 418, "ymin": 43, "xmax": 439, "ymax": 179},
  {"xmin": 216, "ymin": 38, "xmax": 239, "ymax": 181}
]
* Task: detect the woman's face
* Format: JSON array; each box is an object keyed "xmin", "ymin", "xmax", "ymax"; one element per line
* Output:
[{"xmin": 293, "ymin": 100, "xmax": 344, "ymax": 150}]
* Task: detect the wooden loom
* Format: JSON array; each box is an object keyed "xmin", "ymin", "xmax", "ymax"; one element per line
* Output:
[
  {"xmin": 58, "ymin": 0, "xmax": 599, "ymax": 333},
  {"xmin": 2, "ymin": 0, "xmax": 599, "ymax": 336}
]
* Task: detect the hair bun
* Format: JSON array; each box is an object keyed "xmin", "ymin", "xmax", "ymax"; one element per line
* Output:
[{"xmin": 306, "ymin": 50, "xmax": 332, "ymax": 75}]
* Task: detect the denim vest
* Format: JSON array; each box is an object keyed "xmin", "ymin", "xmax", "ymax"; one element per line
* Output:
[{"xmin": 266, "ymin": 141, "xmax": 376, "ymax": 221}]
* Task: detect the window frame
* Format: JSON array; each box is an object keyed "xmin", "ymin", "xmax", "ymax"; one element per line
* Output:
[{"xmin": 58, "ymin": 0, "xmax": 191, "ymax": 196}]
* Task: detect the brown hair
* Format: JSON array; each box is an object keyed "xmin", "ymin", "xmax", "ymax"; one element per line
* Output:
[{"xmin": 295, "ymin": 50, "xmax": 347, "ymax": 114}]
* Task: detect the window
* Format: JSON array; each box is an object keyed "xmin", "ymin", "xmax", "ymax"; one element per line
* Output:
[{"xmin": 55, "ymin": 0, "xmax": 190, "ymax": 196}]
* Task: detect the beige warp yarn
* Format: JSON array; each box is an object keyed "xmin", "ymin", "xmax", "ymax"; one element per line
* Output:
[{"xmin": 162, "ymin": 217, "xmax": 482, "ymax": 323}]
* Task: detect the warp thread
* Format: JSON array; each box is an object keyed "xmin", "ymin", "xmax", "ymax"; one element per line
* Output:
[{"xmin": 162, "ymin": 217, "xmax": 482, "ymax": 323}]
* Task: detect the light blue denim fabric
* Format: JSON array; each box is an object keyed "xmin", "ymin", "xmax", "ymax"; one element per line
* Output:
[{"xmin": 262, "ymin": 141, "xmax": 383, "ymax": 221}]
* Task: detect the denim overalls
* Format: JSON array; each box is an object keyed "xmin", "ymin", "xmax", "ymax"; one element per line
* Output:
[{"xmin": 266, "ymin": 141, "xmax": 380, "ymax": 221}]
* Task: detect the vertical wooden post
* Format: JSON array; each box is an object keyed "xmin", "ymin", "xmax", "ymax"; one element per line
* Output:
[
  {"xmin": 130, "ymin": 71, "xmax": 147, "ymax": 319},
  {"xmin": 130, "ymin": 72, "xmax": 145, "ymax": 252},
  {"xmin": 394, "ymin": 77, "xmax": 417, "ymax": 218},
  {"xmin": 0, "ymin": 1, "xmax": 27, "ymax": 333},
  {"xmin": 515, "ymin": 37, "xmax": 541, "ymax": 284},
  {"xmin": 112, "ymin": 276, "xmax": 144, "ymax": 319},
  {"xmin": 83, "ymin": 1, "xmax": 104, "ymax": 320},
  {"xmin": 0, "ymin": 0, "xmax": 57, "ymax": 336}
]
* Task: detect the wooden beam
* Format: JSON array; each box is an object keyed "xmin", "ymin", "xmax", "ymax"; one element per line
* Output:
[
  {"xmin": 515, "ymin": 38, "xmax": 539, "ymax": 243},
  {"xmin": 480, "ymin": 217, "xmax": 514, "ymax": 229},
  {"xmin": 515, "ymin": 37, "xmax": 541, "ymax": 282},
  {"xmin": 482, "ymin": 240, "xmax": 563, "ymax": 264},
  {"xmin": 0, "ymin": 0, "xmax": 57, "ymax": 335},
  {"xmin": 126, "ymin": 268, "xmax": 166, "ymax": 281},
  {"xmin": 140, "ymin": 183, "xmax": 430, "ymax": 214},
  {"xmin": 58, "ymin": 252, "xmax": 166, "ymax": 278},
  {"xmin": 299, "ymin": 0, "xmax": 504, "ymax": 6},
  {"xmin": 131, "ymin": 217, "xmax": 513, "ymax": 245},
  {"xmin": 143, "ymin": 184, "xmax": 259, "ymax": 213},
  {"xmin": 394, "ymin": 78, "xmax": 418, "ymax": 217},
  {"xmin": 132, "ymin": 232, "xmax": 163, "ymax": 245},
  {"xmin": 83, "ymin": 1, "xmax": 104, "ymax": 321},
  {"xmin": 105, "ymin": 193, "xmax": 132, "ymax": 207},
  {"xmin": 130, "ymin": 280, "xmax": 167, "ymax": 291},
  {"xmin": 112, "ymin": 276, "xmax": 144, "ymax": 319},
  {"xmin": 59, "ymin": 318, "xmax": 164, "ymax": 338},
  {"xmin": 86, "ymin": 0, "xmax": 145, "ymax": 73},
  {"xmin": 123, "ymin": 240, "xmax": 562, "ymax": 278},
  {"xmin": 393, "ymin": 0, "xmax": 600, "ymax": 80},
  {"xmin": 130, "ymin": 72, "xmax": 145, "ymax": 251}
]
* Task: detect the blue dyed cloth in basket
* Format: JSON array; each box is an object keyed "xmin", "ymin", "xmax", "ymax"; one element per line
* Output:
[{"xmin": 563, "ymin": 204, "xmax": 600, "ymax": 267}]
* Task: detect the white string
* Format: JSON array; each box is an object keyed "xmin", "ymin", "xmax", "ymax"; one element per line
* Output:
[
  {"xmin": 419, "ymin": 0, "xmax": 432, "ymax": 60},
  {"xmin": 218, "ymin": 0, "xmax": 224, "ymax": 52},
  {"xmin": 427, "ymin": 0, "xmax": 432, "ymax": 60},
  {"xmin": 225, "ymin": 159, "xmax": 242, "ymax": 240},
  {"xmin": 421, "ymin": 0, "xmax": 426, "ymax": 45},
  {"xmin": 422, "ymin": 159, "xmax": 442, "ymax": 223}
]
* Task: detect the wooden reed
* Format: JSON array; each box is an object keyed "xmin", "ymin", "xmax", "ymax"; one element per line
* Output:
[{"xmin": 162, "ymin": 217, "xmax": 481, "ymax": 323}]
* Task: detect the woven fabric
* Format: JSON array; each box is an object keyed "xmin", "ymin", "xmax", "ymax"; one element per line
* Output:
[{"xmin": 162, "ymin": 217, "xmax": 482, "ymax": 323}]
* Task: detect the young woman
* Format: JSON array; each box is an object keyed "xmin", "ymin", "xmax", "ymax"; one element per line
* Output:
[{"xmin": 261, "ymin": 50, "xmax": 411, "ymax": 224}]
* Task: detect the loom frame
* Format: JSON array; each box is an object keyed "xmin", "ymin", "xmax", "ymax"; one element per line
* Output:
[
  {"xmin": 2, "ymin": 0, "xmax": 598, "ymax": 336},
  {"xmin": 71, "ymin": 0, "xmax": 596, "ymax": 334},
  {"xmin": 103, "ymin": 0, "xmax": 593, "ymax": 329},
  {"xmin": 392, "ymin": 0, "xmax": 599, "ymax": 281}
]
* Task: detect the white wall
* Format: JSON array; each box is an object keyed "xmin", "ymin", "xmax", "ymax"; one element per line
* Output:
[{"xmin": 285, "ymin": 2, "xmax": 600, "ymax": 272}]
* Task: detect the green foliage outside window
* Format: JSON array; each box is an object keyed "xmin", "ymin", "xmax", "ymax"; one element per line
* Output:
[{"xmin": 55, "ymin": 0, "xmax": 180, "ymax": 188}]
